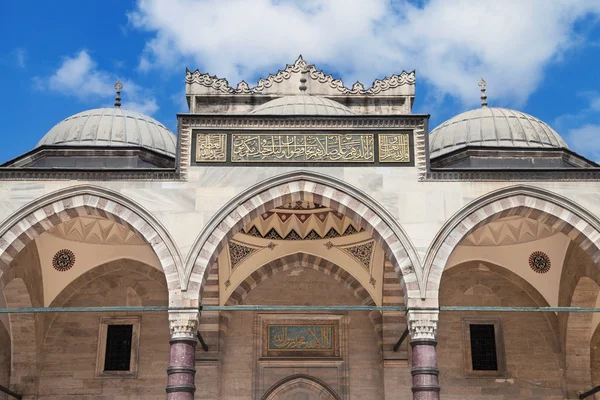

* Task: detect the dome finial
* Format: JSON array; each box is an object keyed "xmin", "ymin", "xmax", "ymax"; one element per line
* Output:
[
  {"xmin": 478, "ymin": 78, "xmax": 488, "ymax": 107},
  {"xmin": 114, "ymin": 80, "xmax": 123, "ymax": 108},
  {"xmin": 299, "ymin": 65, "xmax": 308, "ymax": 93}
]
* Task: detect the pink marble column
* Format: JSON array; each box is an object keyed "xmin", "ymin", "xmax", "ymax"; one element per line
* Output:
[
  {"xmin": 167, "ymin": 313, "xmax": 198, "ymax": 400},
  {"xmin": 411, "ymin": 339, "xmax": 440, "ymax": 400},
  {"xmin": 407, "ymin": 309, "xmax": 440, "ymax": 400}
]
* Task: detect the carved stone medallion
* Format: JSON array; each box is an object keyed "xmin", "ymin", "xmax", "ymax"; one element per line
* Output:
[
  {"xmin": 52, "ymin": 249, "xmax": 75, "ymax": 272},
  {"xmin": 528, "ymin": 251, "xmax": 551, "ymax": 274}
]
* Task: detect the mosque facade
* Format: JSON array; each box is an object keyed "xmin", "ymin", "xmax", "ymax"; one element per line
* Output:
[{"xmin": 1, "ymin": 56, "xmax": 600, "ymax": 400}]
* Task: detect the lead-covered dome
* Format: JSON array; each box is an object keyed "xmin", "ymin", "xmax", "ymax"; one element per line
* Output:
[
  {"xmin": 429, "ymin": 107, "xmax": 568, "ymax": 158},
  {"xmin": 36, "ymin": 108, "xmax": 177, "ymax": 157},
  {"xmin": 250, "ymin": 95, "xmax": 353, "ymax": 115}
]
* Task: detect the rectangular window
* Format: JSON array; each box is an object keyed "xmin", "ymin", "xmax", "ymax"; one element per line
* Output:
[
  {"xmin": 96, "ymin": 317, "xmax": 140, "ymax": 378},
  {"xmin": 462, "ymin": 317, "xmax": 505, "ymax": 377},
  {"xmin": 104, "ymin": 325, "xmax": 133, "ymax": 371},
  {"xmin": 469, "ymin": 324, "xmax": 498, "ymax": 371}
]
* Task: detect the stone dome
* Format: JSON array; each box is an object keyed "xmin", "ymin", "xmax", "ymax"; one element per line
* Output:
[
  {"xmin": 36, "ymin": 108, "xmax": 177, "ymax": 157},
  {"xmin": 250, "ymin": 95, "xmax": 353, "ymax": 115},
  {"xmin": 429, "ymin": 107, "xmax": 568, "ymax": 158}
]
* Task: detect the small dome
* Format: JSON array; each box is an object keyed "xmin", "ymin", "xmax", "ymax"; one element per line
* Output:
[
  {"xmin": 429, "ymin": 107, "xmax": 568, "ymax": 158},
  {"xmin": 37, "ymin": 108, "xmax": 177, "ymax": 157},
  {"xmin": 250, "ymin": 95, "xmax": 353, "ymax": 115}
]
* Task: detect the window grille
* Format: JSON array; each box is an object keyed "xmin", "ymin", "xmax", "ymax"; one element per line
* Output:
[
  {"xmin": 104, "ymin": 324, "xmax": 133, "ymax": 371},
  {"xmin": 469, "ymin": 324, "xmax": 498, "ymax": 371}
]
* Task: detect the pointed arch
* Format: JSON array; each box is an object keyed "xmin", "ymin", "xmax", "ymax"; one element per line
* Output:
[
  {"xmin": 424, "ymin": 185, "xmax": 600, "ymax": 297},
  {"xmin": 223, "ymin": 252, "xmax": 383, "ymax": 350},
  {"xmin": 0, "ymin": 185, "xmax": 183, "ymax": 293},
  {"xmin": 262, "ymin": 374, "xmax": 341, "ymax": 400},
  {"xmin": 186, "ymin": 170, "xmax": 421, "ymax": 303}
]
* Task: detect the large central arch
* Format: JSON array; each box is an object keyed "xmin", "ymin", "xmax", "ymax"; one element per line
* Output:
[{"xmin": 185, "ymin": 170, "xmax": 422, "ymax": 304}]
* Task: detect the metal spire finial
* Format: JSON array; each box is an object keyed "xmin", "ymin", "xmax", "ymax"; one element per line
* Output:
[
  {"xmin": 478, "ymin": 78, "xmax": 488, "ymax": 107},
  {"xmin": 114, "ymin": 80, "xmax": 123, "ymax": 108}
]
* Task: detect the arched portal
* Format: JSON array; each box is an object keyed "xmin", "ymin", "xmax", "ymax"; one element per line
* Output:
[
  {"xmin": 262, "ymin": 375, "xmax": 341, "ymax": 400},
  {"xmin": 186, "ymin": 171, "xmax": 422, "ymax": 304}
]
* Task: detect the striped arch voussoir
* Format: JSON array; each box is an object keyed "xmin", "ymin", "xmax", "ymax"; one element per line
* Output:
[
  {"xmin": 425, "ymin": 186, "xmax": 600, "ymax": 297},
  {"xmin": 188, "ymin": 171, "xmax": 422, "ymax": 303},
  {"xmin": 0, "ymin": 187, "xmax": 182, "ymax": 292}
]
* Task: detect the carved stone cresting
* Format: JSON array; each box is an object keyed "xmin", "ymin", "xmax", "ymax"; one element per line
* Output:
[
  {"xmin": 169, "ymin": 312, "xmax": 199, "ymax": 340},
  {"xmin": 408, "ymin": 311, "xmax": 439, "ymax": 341},
  {"xmin": 232, "ymin": 133, "xmax": 374, "ymax": 163},
  {"xmin": 195, "ymin": 133, "xmax": 227, "ymax": 162},
  {"xmin": 185, "ymin": 55, "xmax": 415, "ymax": 95},
  {"xmin": 379, "ymin": 134, "xmax": 410, "ymax": 163}
]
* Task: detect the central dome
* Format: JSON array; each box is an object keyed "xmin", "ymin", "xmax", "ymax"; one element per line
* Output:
[
  {"xmin": 37, "ymin": 108, "xmax": 177, "ymax": 157},
  {"xmin": 250, "ymin": 95, "xmax": 353, "ymax": 116},
  {"xmin": 429, "ymin": 107, "xmax": 568, "ymax": 158}
]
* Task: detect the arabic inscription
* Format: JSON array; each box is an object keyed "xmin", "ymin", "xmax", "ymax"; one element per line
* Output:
[
  {"xmin": 268, "ymin": 325, "xmax": 334, "ymax": 351},
  {"xmin": 195, "ymin": 134, "xmax": 227, "ymax": 162},
  {"xmin": 232, "ymin": 134, "xmax": 374, "ymax": 162},
  {"xmin": 378, "ymin": 134, "xmax": 410, "ymax": 162}
]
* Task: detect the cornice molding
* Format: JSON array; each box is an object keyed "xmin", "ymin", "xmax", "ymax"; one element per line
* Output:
[
  {"xmin": 425, "ymin": 170, "xmax": 600, "ymax": 182},
  {"xmin": 0, "ymin": 169, "xmax": 180, "ymax": 181},
  {"xmin": 180, "ymin": 115, "xmax": 426, "ymax": 130},
  {"xmin": 186, "ymin": 55, "xmax": 415, "ymax": 96}
]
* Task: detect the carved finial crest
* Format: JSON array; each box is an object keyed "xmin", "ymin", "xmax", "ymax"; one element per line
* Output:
[
  {"xmin": 114, "ymin": 80, "xmax": 123, "ymax": 108},
  {"xmin": 478, "ymin": 77, "xmax": 488, "ymax": 107},
  {"xmin": 294, "ymin": 54, "xmax": 308, "ymax": 70}
]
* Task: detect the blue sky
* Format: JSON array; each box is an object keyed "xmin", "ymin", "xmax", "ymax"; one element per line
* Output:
[{"xmin": 1, "ymin": 0, "xmax": 600, "ymax": 163}]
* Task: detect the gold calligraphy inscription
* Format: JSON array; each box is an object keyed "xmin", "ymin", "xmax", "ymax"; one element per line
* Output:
[
  {"xmin": 195, "ymin": 134, "xmax": 227, "ymax": 162},
  {"xmin": 231, "ymin": 134, "xmax": 374, "ymax": 162},
  {"xmin": 378, "ymin": 133, "xmax": 410, "ymax": 163}
]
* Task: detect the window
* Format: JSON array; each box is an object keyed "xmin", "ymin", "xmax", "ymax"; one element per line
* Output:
[
  {"xmin": 469, "ymin": 324, "xmax": 497, "ymax": 371},
  {"xmin": 104, "ymin": 325, "xmax": 133, "ymax": 371},
  {"xmin": 462, "ymin": 317, "xmax": 505, "ymax": 377},
  {"xmin": 96, "ymin": 317, "xmax": 140, "ymax": 378}
]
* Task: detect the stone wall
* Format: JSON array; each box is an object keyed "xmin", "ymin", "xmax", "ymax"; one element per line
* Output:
[
  {"xmin": 0, "ymin": 323, "xmax": 9, "ymax": 400},
  {"xmin": 36, "ymin": 263, "xmax": 169, "ymax": 399},
  {"xmin": 438, "ymin": 262, "xmax": 565, "ymax": 399},
  {"xmin": 218, "ymin": 267, "xmax": 407, "ymax": 399}
]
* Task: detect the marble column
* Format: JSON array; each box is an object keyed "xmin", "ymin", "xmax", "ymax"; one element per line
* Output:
[
  {"xmin": 408, "ymin": 310, "xmax": 440, "ymax": 400},
  {"xmin": 167, "ymin": 312, "xmax": 198, "ymax": 400}
]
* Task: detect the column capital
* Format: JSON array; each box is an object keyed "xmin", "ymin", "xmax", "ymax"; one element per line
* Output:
[
  {"xmin": 169, "ymin": 310, "xmax": 199, "ymax": 341},
  {"xmin": 407, "ymin": 309, "xmax": 439, "ymax": 341}
]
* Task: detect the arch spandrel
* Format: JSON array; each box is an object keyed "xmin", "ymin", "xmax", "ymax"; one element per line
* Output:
[
  {"xmin": 0, "ymin": 185, "xmax": 184, "ymax": 296},
  {"xmin": 185, "ymin": 170, "xmax": 423, "ymax": 303},
  {"xmin": 424, "ymin": 185, "xmax": 600, "ymax": 298}
]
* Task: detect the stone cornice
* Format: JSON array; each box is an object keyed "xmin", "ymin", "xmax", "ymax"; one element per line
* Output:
[
  {"xmin": 0, "ymin": 169, "xmax": 180, "ymax": 181},
  {"xmin": 426, "ymin": 169, "xmax": 600, "ymax": 182},
  {"xmin": 179, "ymin": 114, "xmax": 427, "ymax": 130}
]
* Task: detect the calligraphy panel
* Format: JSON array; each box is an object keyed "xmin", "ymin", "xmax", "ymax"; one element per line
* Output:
[
  {"xmin": 262, "ymin": 320, "xmax": 341, "ymax": 358},
  {"xmin": 195, "ymin": 133, "xmax": 227, "ymax": 162},
  {"xmin": 232, "ymin": 134, "xmax": 374, "ymax": 163},
  {"xmin": 378, "ymin": 133, "xmax": 410, "ymax": 163}
]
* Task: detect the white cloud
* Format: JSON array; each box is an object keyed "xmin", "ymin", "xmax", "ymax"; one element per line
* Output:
[
  {"xmin": 128, "ymin": 0, "xmax": 600, "ymax": 107},
  {"xmin": 566, "ymin": 124, "xmax": 600, "ymax": 161},
  {"xmin": 34, "ymin": 50, "xmax": 159, "ymax": 115},
  {"xmin": 12, "ymin": 48, "xmax": 26, "ymax": 68}
]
